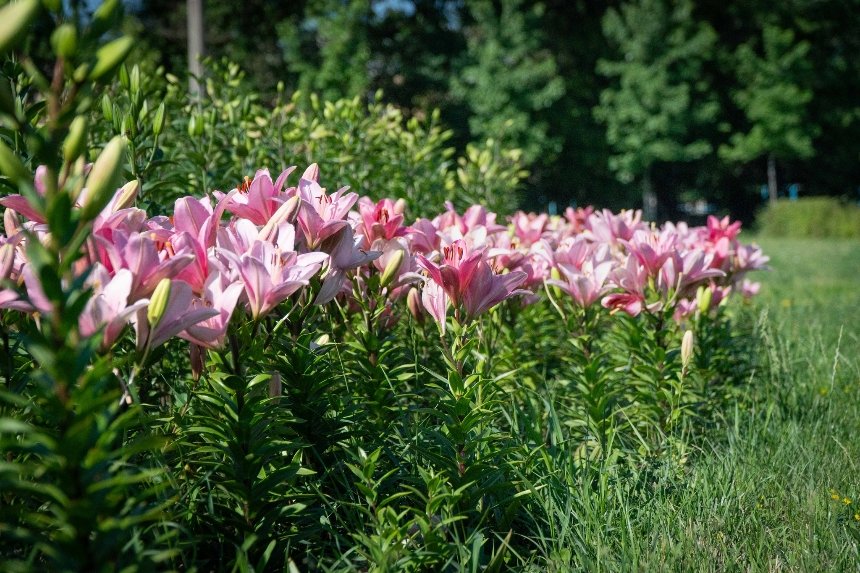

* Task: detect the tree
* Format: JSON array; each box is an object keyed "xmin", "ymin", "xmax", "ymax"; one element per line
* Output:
[
  {"xmin": 595, "ymin": 0, "xmax": 719, "ymax": 220},
  {"xmin": 720, "ymin": 24, "xmax": 817, "ymax": 203},
  {"xmin": 451, "ymin": 0, "xmax": 565, "ymax": 166},
  {"xmin": 279, "ymin": 0, "xmax": 372, "ymax": 102}
]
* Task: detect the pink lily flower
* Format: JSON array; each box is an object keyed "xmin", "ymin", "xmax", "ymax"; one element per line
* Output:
[
  {"xmin": 356, "ymin": 196, "xmax": 407, "ymax": 247},
  {"xmin": 421, "ymin": 278, "xmax": 450, "ymax": 334},
  {"xmin": 550, "ymin": 259, "xmax": 614, "ymax": 308},
  {"xmin": 79, "ymin": 266, "xmax": 149, "ymax": 348},
  {"xmin": 224, "ymin": 240, "xmax": 328, "ymax": 319},
  {"xmin": 0, "ymin": 166, "xmax": 50, "ymax": 223},
  {"xmin": 214, "ymin": 167, "xmax": 296, "ymax": 226},
  {"xmin": 416, "ymin": 239, "xmax": 484, "ymax": 306},
  {"xmin": 173, "ymin": 195, "xmax": 229, "ymax": 249},
  {"xmin": 295, "ymin": 164, "xmax": 357, "ymax": 249},
  {"xmin": 660, "ymin": 250, "xmax": 726, "ymax": 297},
  {"xmin": 601, "ymin": 291, "xmax": 646, "ymax": 317},
  {"xmin": 623, "ymin": 229, "xmax": 677, "ymax": 278},
  {"xmin": 418, "ymin": 239, "xmax": 526, "ymax": 320},
  {"xmin": 601, "ymin": 255, "xmax": 651, "ymax": 316},
  {"xmin": 510, "ymin": 211, "xmax": 548, "ymax": 247},
  {"xmin": 180, "ymin": 271, "xmax": 245, "ymax": 349},
  {"xmin": 460, "ymin": 262, "xmax": 527, "ymax": 318},
  {"xmin": 406, "ymin": 218, "xmax": 440, "ymax": 254},
  {"xmin": 133, "ymin": 280, "xmax": 218, "ymax": 351},
  {"xmin": 216, "ymin": 218, "xmax": 260, "ymax": 260},
  {"xmin": 170, "ymin": 231, "xmax": 210, "ymax": 294},
  {"xmin": 586, "ymin": 209, "xmax": 644, "ymax": 244},
  {"xmin": 706, "ymin": 215, "xmax": 742, "ymax": 244},
  {"xmin": 96, "ymin": 231, "xmax": 195, "ymax": 301},
  {"xmin": 739, "ymin": 279, "xmax": 761, "ymax": 299},
  {"xmin": 563, "ymin": 206, "xmax": 594, "ymax": 235},
  {"xmin": 315, "ymin": 225, "xmax": 381, "ymax": 304}
]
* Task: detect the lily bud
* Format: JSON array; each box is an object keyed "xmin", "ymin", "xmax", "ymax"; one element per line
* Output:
[
  {"xmin": 394, "ymin": 198, "xmax": 406, "ymax": 215},
  {"xmin": 681, "ymin": 330, "xmax": 694, "ymax": 371},
  {"xmin": 152, "ymin": 102, "xmax": 166, "ymax": 136},
  {"xmin": 697, "ymin": 285, "xmax": 713, "ymax": 315},
  {"xmin": 267, "ymin": 371, "xmax": 282, "ymax": 399},
  {"xmin": 407, "ymin": 287, "xmax": 424, "ymax": 324},
  {"xmin": 89, "ymin": 36, "xmax": 134, "ymax": 81},
  {"xmin": 101, "ymin": 93, "xmax": 113, "ymax": 121},
  {"xmin": 190, "ymin": 343, "xmax": 204, "ymax": 382},
  {"xmin": 4, "ymin": 208, "xmax": 21, "ymax": 236},
  {"xmin": 380, "ymin": 249, "xmax": 404, "ymax": 289},
  {"xmin": 62, "ymin": 116, "xmax": 88, "ymax": 163},
  {"xmin": 50, "ymin": 23, "xmax": 77, "ymax": 58},
  {"xmin": 0, "ymin": 0, "xmax": 40, "ymax": 57},
  {"xmin": 113, "ymin": 179, "xmax": 139, "ymax": 211},
  {"xmin": 80, "ymin": 136, "xmax": 126, "ymax": 221},
  {"xmin": 0, "ymin": 242, "xmax": 14, "ymax": 280},
  {"xmin": 147, "ymin": 278, "xmax": 171, "ymax": 329},
  {"xmin": 258, "ymin": 195, "xmax": 299, "ymax": 241}
]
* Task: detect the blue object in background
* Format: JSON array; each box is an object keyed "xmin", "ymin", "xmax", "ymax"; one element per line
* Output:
[
  {"xmin": 788, "ymin": 183, "xmax": 799, "ymax": 201},
  {"xmin": 548, "ymin": 201, "xmax": 557, "ymax": 216},
  {"xmin": 761, "ymin": 184, "xmax": 768, "ymax": 199}
]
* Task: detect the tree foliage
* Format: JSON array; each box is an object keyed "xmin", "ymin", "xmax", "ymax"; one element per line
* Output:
[
  {"xmin": 451, "ymin": 0, "xmax": 565, "ymax": 165},
  {"xmin": 720, "ymin": 24, "xmax": 816, "ymax": 164},
  {"xmin": 594, "ymin": 0, "xmax": 719, "ymax": 185}
]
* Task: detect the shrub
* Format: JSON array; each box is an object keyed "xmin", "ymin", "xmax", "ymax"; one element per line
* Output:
[
  {"xmin": 92, "ymin": 59, "xmax": 526, "ymax": 219},
  {"xmin": 757, "ymin": 197, "xmax": 860, "ymax": 238}
]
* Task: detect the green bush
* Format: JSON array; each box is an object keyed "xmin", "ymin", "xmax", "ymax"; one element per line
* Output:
[
  {"xmin": 92, "ymin": 59, "xmax": 526, "ymax": 218},
  {"xmin": 757, "ymin": 197, "xmax": 860, "ymax": 238}
]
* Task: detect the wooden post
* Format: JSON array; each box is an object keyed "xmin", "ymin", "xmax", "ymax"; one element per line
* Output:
[
  {"xmin": 187, "ymin": 0, "xmax": 204, "ymax": 98},
  {"xmin": 642, "ymin": 168, "xmax": 658, "ymax": 221},
  {"xmin": 767, "ymin": 153, "xmax": 778, "ymax": 203}
]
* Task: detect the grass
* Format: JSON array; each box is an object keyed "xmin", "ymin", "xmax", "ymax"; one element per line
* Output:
[{"xmin": 535, "ymin": 237, "xmax": 860, "ymax": 571}]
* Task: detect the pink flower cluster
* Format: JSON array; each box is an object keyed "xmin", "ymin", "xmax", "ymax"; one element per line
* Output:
[{"xmin": 0, "ymin": 164, "xmax": 768, "ymax": 356}]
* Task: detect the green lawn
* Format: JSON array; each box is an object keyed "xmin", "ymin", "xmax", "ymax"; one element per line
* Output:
[{"xmin": 547, "ymin": 238, "xmax": 860, "ymax": 571}]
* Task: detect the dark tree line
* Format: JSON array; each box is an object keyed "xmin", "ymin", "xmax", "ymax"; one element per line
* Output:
[{"xmin": 128, "ymin": 0, "xmax": 859, "ymax": 222}]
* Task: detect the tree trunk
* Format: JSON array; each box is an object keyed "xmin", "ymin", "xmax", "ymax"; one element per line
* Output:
[
  {"xmin": 187, "ymin": 0, "xmax": 205, "ymax": 98},
  {"xmin": 767, "ymin": 153, "xmax": 778, "ymax": 204},
  {"xmin": 642, "ymin": 169, "xmax": 658, "ymax": 221}
]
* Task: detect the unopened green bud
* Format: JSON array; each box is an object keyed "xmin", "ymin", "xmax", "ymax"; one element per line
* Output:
[
  {"xmin": 147, "ymin": 278, "xmax": 171, "ymax": 329},
  {"xmin": 380, "ymin": 249, "xmax": 405, "ymax": 288},
  {"xmin": 0, "ymin": 139, "xmax": 30, "ymax": 184},
  {"xmin": 89, "ymin": 36, "xmax": 134, "ymax": 81},
  {"xmin": 152, "ymin": 102, "xmax": 165, "ymax": 136},
  {"xmin": 101, "ymin": 93, "xmax": 113, "ymax": 121},
  {"xmin": 130, "ymin": 65, "xmax": 140, "ymax": 96},
  {"xmin": 72, "ymin": 63, "xmax": 89, "ymax": 83},
  {"xmin": 681, "ymin": 330, "xmax": 694, "ymax": 371},
  {"xmin": 0, "ymin": 0, "xmax": 40, "ymax": 57},
  {"xmin": 697, "ymin": 285, "xmax": 713, "ymax": 315},
  {"xmin": 62, "ymin": 116, "xmax": 88, "ymax": 163},
  {"xmin": 50, "ymin": 23, "xmax": 77, "ymax": 58},
  {"xmin": 187, "ymin": 115, "xmax": 196, "ymax": 137},
  {"xmin": 118, "ymin": 63, "xmax": 129, "ymax": 88},
  {"xmin": 81, "ymin": 136, "xmax": 126, "ymax": 220}
]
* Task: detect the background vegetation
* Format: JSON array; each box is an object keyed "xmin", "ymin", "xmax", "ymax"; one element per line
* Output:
[{"xmin": 123, "ymin": 0, "xmax": 860, "ymax": 221}]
